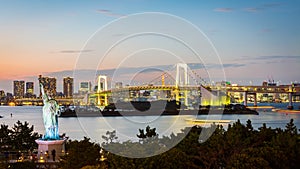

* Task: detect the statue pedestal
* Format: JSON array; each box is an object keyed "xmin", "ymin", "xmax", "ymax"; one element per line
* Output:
[{"xmin": 35, "ymin": 138, "xmax": 67, "ymax": 162}]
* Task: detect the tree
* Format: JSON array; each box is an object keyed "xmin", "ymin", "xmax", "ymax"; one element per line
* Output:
[
  {"xmin": 227, "ymin": 153, "xmax": 271, "ymax": 169},
  {"xmin": 6, "ymin": 161, "xmax": 36, "ymax": 169},
  {"xmin": 285, "ymin": 119, "xmax": 298, "ymax": 135},
  {"xmin": 60, "ymin": 137, "xmax": 101, "ymax": 169},
  {"xmin": 102, "ymin": 130, "xmax": 118, "ymax": 144},
  {"xmin": 10, "ymin": 121, "xmax": 40, "ymax": 151},
  {"xmin": 137, "ymin": 126, "xmax": 158, "ymax": 140},
  {"xmin": 62, "ymin": 119, "xmax": 300, "ymax": 169},
  {"xmin": 0, "ymin": 124, "xmax": 12, "ymax": 150},
  {"xmin": 246, "ymin": 119, "xmax": 254, "ymax": 132}
]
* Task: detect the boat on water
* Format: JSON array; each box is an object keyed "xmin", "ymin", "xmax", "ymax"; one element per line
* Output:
[{"xmin": 58, "ymin": 100, "xmax": 258, "ymax": 117}]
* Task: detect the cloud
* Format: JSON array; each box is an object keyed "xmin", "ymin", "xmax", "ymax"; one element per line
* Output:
[
  {"xmin": 96, "ymin": 9, "xmax": 110, "ymax": 13},
  {"xmin": 230, "ymin": 55, "xmax": 300, "ymax": 68},
  {"xmin": 96, "ymin": 9, "xmax": 125, "ymax": 18},
  {"xmin": 260, "ymin": 28, "xmax": 272, "ymax": 33},
  {"xmin": 186, "ymin": 63, "xmax": 245, "ymax": 69},
  {"xmin": 243, "ymin": 7, "xmax": 263, "ymax": 13},
  {"xmin": 58, "ymin": 50, "xmax": 94, "ymax": 54},
  {"xmin": 244, "ymin": 3, "xmax": 281, "ymax": 13},
  {"xmin": 222, "ymin": 63, "xmax": 245, "ymax": 68},
  {"xmin": 255, "ymin": 56, "xmax": 300, "ymax": 60},
  {"xmin": 214, "ymin": 8, "xmax": 233, "ymax": 13},
  {"xmin": 263, "ymin": 3, "xmax": 281, "ymax": 8},
  {"xmin": 237, "ymin": 56, "xmax": 300, "ymax": 65}
]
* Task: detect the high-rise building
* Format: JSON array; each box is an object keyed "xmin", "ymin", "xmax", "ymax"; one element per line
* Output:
[
  {"xmin": 79, "ymin": 82, "xmax": 92, "ymax": 93},
  {"xmin": 63, "ymin": 77, "xmax": 73, "ymax": 98},
  {"xmin": 115, "ymin": 82, "xmax": 123, "ymax": 89},
  {"xmin": 13, "ymin": 80, "xmax": 25, "ymax": 98},
  {"xmin": 24, "ymin": 82, "xmax": 35, "ymax": 98},
  {"xmin": 0, "ymin": 90, "xmax": 5, "ymax": 98},
  {"xmin": 26, "ymin": 82, "xmax": 34, "ymax": 94},
  {"xmin": 38, "ymin": 75, "xmax": 57, "ymax": 97}
]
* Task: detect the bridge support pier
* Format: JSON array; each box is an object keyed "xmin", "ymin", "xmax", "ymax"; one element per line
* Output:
[
  {"xmin": 288, "ymin": 92, "xmax": 293, "ymax": 110},
  {"xmin": 253, "ymin": 93, "xmax": 257, "ymax": 107},
  {"xmin": 243, "ymin": 92, "xmax": 248, "ymax": 107}
]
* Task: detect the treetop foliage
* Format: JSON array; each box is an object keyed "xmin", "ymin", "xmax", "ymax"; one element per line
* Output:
[
  {"xmin": 1, "ymin": 119, "xmax": 300, "ymax": 169},
  {"xmin": 0, "ymin": 120, "xmax": 40, "ymax": 152}
]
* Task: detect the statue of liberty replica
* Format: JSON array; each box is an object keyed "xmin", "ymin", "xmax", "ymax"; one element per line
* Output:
[
  {"xmin": 40, "ymin": 83, "xmax": 60, "ymax": 140},
  {"xmin": 35, "ymin": 81, "xmax": 66, "ymax": 162}
]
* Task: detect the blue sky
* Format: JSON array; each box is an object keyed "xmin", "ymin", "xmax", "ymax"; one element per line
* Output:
[{"xmin": 0, "ymin": 0, "xmax": 299, "ymax": 93}]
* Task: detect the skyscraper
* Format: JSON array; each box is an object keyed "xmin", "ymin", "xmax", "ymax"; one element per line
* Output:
[
  {"xmin": 63, "ymin": 77, "xmax": 73, "ymax": 98},
  {"xmin": 0, "ymin": 90, "xmax": 5, "ymax": 98},
  {"xmin": 26, "ymin": 82, "xmax": 34, "ymax": 94},
  {"xmin": 13, "ymin": 80, "xmax": 25, "ymax": 98},
  {"xmin": 38, "ymin": 75, "xmax": 57, "ymax": 98}
]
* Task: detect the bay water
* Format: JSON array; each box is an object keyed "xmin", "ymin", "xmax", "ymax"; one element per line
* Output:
[{"xmin": 0, "ymin": 103, "xmax": 299, "ymax": 143}]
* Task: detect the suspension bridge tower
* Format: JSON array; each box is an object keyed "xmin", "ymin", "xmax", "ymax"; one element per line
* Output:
[
  {"xmin": 175, "ymin": 63, "xmax": 189, "ymax": 106},
  {"xmin": 97, "ymin": 75, "xmax": 108, "ymax": 107}
]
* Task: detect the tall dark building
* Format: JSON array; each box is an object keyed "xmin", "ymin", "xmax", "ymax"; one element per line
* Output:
[
  {"xmin": 63, "ymin": 77, "xmax": 73, "ymax": 98},
  {"xmin": 38, "ymin": 75, "xmax": 57, "ymax": 98},
  {"xmin": 24, "ymin": 82, "xmax": 35, "ymax": 98},
  {"xmin": 26, "ymin": 82, "xmax": 34, "ymax": 94},
  {"xmin": 13, "ymin": 80, "xmax": 25, "ymax": 98},
  {"xmin": 0, "ymin": 90, "xmax": 5, "ymax": 98}
]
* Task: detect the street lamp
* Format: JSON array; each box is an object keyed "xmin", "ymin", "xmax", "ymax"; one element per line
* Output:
[
  {"xmin": 98, "ymin": 148, "xmax": 109, "ymax": 169},
  {"xmin": 99, "ymin": 148, "xmax": 107, "ymax": 162}
]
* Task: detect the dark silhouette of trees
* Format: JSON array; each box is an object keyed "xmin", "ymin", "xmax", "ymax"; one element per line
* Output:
[
  {"xmin": 99, "ymin": 119, "xmax": 300, "ymax": 169},
  {"xmin": 2, "ymin": 119, "xmax": 299, "ymax": 169},
  {"xmin": 59, "ymin": 137, "xmax": 101, "ymax": 169},
  {"xmin": 10, "ymin": 121, "xmax": 40, "ymax": 151},
  {"xmin": 102, "ymin": 130, "xmax": 118, "ymax": 144},
  {"xmin": 136, "ymin": 125, "xmax": 158, "ymax": 139},
  {"xmin": 0, "ymin": 121, "xmax": 40, "ymax": 152},
  {"xmin": 0, "ymin": 124, "xmax": 12, "ymax": 150},
  {"xmin": 0, "ymin": 121, "xmax": 40, "ymax": 168}
]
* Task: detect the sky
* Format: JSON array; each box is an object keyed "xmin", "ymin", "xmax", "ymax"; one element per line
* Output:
[{"xmin": 0, "ymin": 0, "xmax": 299, "ymax": 93}]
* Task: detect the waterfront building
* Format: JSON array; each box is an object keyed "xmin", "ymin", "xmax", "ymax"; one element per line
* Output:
[
  {"xmin": 0, "ymin": 90, "xmax": 5, "ymax": 105},
  {"xmin": 0, "ymin": 90, "xmax": 5, "ymax": 98},
  {"xmin": 215, "ymin": 81, "xmax": 230, "ymax": 88},
  {"xmin": 13, "ymin": 80, "xmax": 25, "ymax": 98},
  {"xmin": 262, "ymin": 81, "xmax": 268, "ymax": 86},
  {"xmin": 24, "ymin": 82, "xmax": 35, "ymax": 98},
  {"xmin": 26, "ymin": 82, "xmax": 34, "ymax": 94},
  {"xmin": 63, "ymin": 77, "xmax": 74, "ymax": 98},
  {"xmin": 38, "ymin": 75, "xmax": 57, "ymax": 98},
  {"xmin": 79, "ymin": 82, "xmax": 92, "ymax": 94},
  {"xmin": 115, "ymin": 82, "xmax": 123, "ymax": 89},
  {"xmin": 57, "ymin": 91, "xmax": 64, "ymax": 98},
  {"xmin": 262, "ymin": 80, "xmax": 277, "ymax": 87}
]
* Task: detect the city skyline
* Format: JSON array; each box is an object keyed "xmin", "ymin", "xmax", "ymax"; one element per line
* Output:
[
  {"xmin": 4, "ymin": 75, "xmax": 76, "ymax": 97},
  {"xmin": 0, "ymin": 0, "xmax": 299, "ymax": 93}
]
